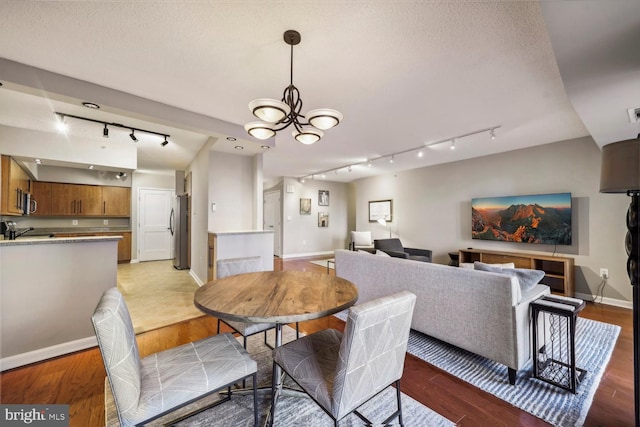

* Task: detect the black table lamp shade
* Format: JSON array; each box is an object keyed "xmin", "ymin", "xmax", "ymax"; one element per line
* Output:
[{"xmin": 599, "ymin": 137, "xmax": 640, "ymax": 426}]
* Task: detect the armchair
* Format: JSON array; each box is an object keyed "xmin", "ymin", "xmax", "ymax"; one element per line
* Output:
[
  {"xmin": 349, "ymin": 231, "xmax": 374, "ymax": 252},
  {"xmin": 374, "ymin": 238, "xmax": 432, "ymax": 262}
]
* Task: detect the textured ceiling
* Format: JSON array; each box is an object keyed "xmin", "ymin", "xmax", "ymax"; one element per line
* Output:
[{"xmin": 0, "ymin": 1, "xmax": 631, "ymax": 182}]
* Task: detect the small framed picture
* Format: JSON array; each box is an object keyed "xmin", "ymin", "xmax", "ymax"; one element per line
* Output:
[
  {"xmin": 318, "ymin": 190, "xmax": 329, "ymax": 206},
  {"xmin": 300, "ymin": 198, "xmax": 311, "ymax": 215},
  {"xmin": 318, "ymin": 212, "xmax": 329, "ymax": 227}
]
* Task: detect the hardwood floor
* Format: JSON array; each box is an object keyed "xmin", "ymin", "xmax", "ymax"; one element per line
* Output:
[{"xmin": 0, "ymin": 256, "xmax": 634, "ymax": 426}]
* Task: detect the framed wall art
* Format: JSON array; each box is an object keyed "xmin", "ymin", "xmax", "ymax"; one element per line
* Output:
[
  {"xmin": 300, "ymin": 198, "xmax": 311, "ymax": 215},
  {"xmin": 318, "ymin": 212, "xmax": 329, "ymax": 227},
  {"xmin": 369, "ymin": 199, "xmax": 393, "ymax": 222},
  {"xmin": 318, "ymin": 190, "xmax": 329, "ymax": 206}
]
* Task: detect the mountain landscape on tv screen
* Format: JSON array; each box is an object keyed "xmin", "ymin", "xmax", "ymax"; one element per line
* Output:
[{"xmin": 472, "ymin": 203, "xmax": 571, "ymax": 245}]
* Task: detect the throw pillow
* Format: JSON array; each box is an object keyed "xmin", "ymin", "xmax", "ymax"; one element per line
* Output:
[
  {"xmin": 474, "ymin": 261, "xmax": 545, "ymax": 292},
  {"xmin": 459, "ymin": 262, "xmax": 474, "ymax": 269},
  {"xmin": 351, "ymin": 231, "xmax": 372, "ymax": 246},
  {"xmin": 375, "ymin": 250, "xmax": 391, "ymax": 257}
]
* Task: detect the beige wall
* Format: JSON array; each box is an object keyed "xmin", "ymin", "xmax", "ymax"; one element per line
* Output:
[
  {"xmin": 352, "ymin": 137, "xmax": 631, "ymax": 306},
  {"xmin": 280, "ymin": 177, "xmax": 350, "ymax": 257}
]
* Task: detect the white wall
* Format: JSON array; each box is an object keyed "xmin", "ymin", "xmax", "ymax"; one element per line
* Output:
[
  {"xmin": 186, "ymin": 141, "xmax": 212, "ymax": 284},
  {"xmin": 208, "ymin": 151, "xmax": 256, "ymax": 231},
  {"xmin": 281, "ymin": 177, "xmax": 349, "ymax": 257},
  {"xmin": 353, "ymin": 137, "xmax": 631, "ymax": 306}
]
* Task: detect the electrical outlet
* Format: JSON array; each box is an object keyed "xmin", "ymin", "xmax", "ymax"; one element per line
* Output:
[
  {"xmin": 103, "ymin": 219, "xmax": 109, "ymax": 225},
  {"xmin": 72, "ymin": 220, "xmax": 78, "ymax": 226},
  {"xmin": 600, "ymin": 268, "xmax": 609, "ymax": 279}
]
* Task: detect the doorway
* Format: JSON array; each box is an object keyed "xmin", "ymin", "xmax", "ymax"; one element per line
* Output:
[
  {"xmin": 138, "ymin": 188, "xmax": 175, "ymax": 261},
  {"xmin": 263, "ymin": 190, "xmax": 282, "ymax": 256}
]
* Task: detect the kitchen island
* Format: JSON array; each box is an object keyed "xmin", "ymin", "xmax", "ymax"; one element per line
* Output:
[
  {"xmin": 207, "ymin": 230, "xmax": 274, "ymax": 281},
  {"xmin": 0, "ymin": 236, "xmax": 120, "ymax": 371}
]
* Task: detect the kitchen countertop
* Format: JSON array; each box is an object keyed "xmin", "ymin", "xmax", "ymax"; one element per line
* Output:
[
  {"xmin": 22, "ymin": 227, "xmax": 132, "ymax": 236},
  {"xmin": 0, "ymin": 235, "xmax": 123, "ymax": 247}
]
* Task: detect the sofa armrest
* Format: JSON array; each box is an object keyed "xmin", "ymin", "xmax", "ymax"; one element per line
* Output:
[
  {"xmin": 405, "ymin": 247, "xmax": 432, "ymax": 261},
  {"xmin": 381, "ymin": 250, "xmax": 410, "ymax": 259}
]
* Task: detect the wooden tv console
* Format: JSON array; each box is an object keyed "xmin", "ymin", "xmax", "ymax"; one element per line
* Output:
[{"xmin": 458, "ymin": 248, "xmax": 575, "ymax": 297}]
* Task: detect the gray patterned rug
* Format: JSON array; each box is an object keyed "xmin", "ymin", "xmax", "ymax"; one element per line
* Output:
[
  {"xmin": 105, "ymin": 327, "xmax": 454, "ymax": 426},
  {"xmin": 334, "ymin": 311, "xmax": 620, "ymax": 427}
]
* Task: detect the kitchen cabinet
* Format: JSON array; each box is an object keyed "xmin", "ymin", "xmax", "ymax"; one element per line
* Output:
[
  {"xmin": 102, "ymin": 186, "xmax": 131, "ymax": 217},
  {"xmin": 30, "ymin": 181, "xmax": 52, "ymax": 216},
  {"xmin": 1, "ymin": 155, "xmax": 31, "ymax": 216},
  {"xmin": 54, "ymin": 231, "xmax": 131, "ymax": 262},
  {"xmin": 51, "ymin": 183, "xmax": 102, "ymax": 216}
]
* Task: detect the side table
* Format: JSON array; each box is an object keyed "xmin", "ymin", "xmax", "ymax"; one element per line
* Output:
[{"xmin": 531, "ymin": 294, "xmax": 587, "ymax": 393}]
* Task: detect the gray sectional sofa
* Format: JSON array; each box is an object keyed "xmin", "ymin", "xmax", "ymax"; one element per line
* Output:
[{"xmin": 334, "ymin": 249, "xmax": 550, "ymax": 384}]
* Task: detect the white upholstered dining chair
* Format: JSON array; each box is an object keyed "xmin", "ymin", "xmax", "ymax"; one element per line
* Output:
[
  {"xmin": 216, "ymin": 256, "xmax": 299, "ymax": 349},
  {"xmin": 270, "ymin": 291, "xmax": 416, "ymax": 426},
  {"xmin": 92, "ymin": 287, "xmax": 258, "ymax": 427}
]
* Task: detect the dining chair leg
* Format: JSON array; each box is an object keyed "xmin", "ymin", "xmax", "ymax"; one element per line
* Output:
[
  {"xmin": 295, "ymin": 322, "xmax": 299, "ymax": 339},
  {"xmin": 269, "ymin": 362, "xmax": 277, "ymax": 427},
  {"xmin": 396, "ymin": 380, "xmax": 404, "ymax": 427},
  {"xmin": 216, "ymin": 318, "xmax": 221, "ymax": 334},
  {"xmin": 252, "ymin": 372, "xmax": 258, "ymax": 427}
]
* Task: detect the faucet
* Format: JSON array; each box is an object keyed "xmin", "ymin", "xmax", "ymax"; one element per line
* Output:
[{"xmin": 11, "ymin": 227, "xmax": 34, "ymax": 240}]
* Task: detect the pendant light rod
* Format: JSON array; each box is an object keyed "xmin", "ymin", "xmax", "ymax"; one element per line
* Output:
[{"xmin": 55, "ymin": 112, "xmax": 170, "ymax": 140}]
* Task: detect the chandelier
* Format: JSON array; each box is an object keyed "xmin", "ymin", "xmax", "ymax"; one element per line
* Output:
[{"xmin": 244, "ymin": 30, "xmax": 343, "ymax": 145}]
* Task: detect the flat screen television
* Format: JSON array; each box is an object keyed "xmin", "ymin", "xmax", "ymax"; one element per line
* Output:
[{"xmin": 471, "ymin": 192, "xmax": 572, "ymax": 245}]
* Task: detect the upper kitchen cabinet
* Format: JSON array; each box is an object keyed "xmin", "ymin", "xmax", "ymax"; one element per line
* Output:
[
  {"xmin": 30, "ymin": 181, "xmax": 52, "ymax": 216},
  {"xmin": 1, "ymin": 155, "xmax": 31, "ymax": 216},
  {"xmin": 102, "ymin": 186, "xmax": 131, "ymax": 217},
  {"xmin": 51, "ymin": 183, "xmax": 102, "ymax": 216}
]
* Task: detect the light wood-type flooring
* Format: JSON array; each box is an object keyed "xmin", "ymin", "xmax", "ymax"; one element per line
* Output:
[{"xmin": 0, "ymin": 256, "xmax": 634, "ymax": 426}]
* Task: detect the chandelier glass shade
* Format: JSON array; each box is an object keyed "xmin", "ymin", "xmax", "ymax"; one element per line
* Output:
[{"xmin": 245, "ymin": 30, "xmax": 342, "ymax": 144}]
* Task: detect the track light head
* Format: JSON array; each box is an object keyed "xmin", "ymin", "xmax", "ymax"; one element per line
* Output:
[
  {"xmin": 103, "ymin": 124, "xmax": 109, "ymax": 138},
  {"xmin": 490, "ymin": 129, "xmax": 496, "ymax": 140},
  {"xmin": 161, "ymin": 136, "xmax": 169, "ymax": 147},
  {"xmin": 129, "ymin": 130, "xmax": 138, "ymax": 142}
]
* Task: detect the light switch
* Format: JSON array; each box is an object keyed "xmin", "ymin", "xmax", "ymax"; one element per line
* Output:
[{"xmin": 211, "ymin": 202, "xmax": 216, "ymax": 212}]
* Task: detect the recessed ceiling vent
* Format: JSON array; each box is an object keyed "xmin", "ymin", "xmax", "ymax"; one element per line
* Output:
[{"xmin": 627, "ymin": 107, "xmax": 640, "ymax": 123}]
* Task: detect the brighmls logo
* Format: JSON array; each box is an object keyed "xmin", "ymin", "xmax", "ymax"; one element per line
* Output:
[{"xmin": 1, "ymin": 405, "xmax": 68, "ymax": 426}]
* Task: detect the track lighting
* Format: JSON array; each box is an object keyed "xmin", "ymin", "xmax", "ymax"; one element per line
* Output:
[
  {"xmin": 55, "ymin": 112, "xmax": 170, "ymax": 145},
  {"xmin": 297, "ymin": 125, "xmax": 501, "ymax": 181},
  {"xmin": 161, "ymin": 136, "xmax": 169, "ymax": 147},
  {"xmin": 56, "ymin": 116, "xmax": 67, "ymax": 132},
  {"xmin": 115, "ymin": 172, "xmax": 127, "ymax": 180}
]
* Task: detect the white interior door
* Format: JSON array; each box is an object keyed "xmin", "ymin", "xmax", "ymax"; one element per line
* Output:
[
  {"xmin": 138, "ymin": 188, "xmax": 174, "ymax": 261},
  {"xmin": 263, "ymin": 190, "xmax": 281, "ymax": 256}
]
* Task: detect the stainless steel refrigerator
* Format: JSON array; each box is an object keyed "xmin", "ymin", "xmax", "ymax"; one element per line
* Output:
[{"xmin": 171, "ymin": 194, "xmax": 189, "ymax": 270}]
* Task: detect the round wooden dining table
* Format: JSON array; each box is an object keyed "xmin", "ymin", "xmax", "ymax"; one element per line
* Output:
[
  {"xmin": 194, "ymin": 270, "xmax": 358, "ymax": 327},
  {"xmin": 193, "ymin": 269, "xmax": 358, "ymax": 412}
]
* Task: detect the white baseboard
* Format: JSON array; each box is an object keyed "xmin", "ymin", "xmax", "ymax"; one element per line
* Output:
[
  {"xmin": 129, "ymin": 258, "xmax": 140, "ymax": 264},
  {"xmin": 281, "ymin": 250, "xmax": 335, "ymax": 259},
  {"xmin": 190, "ymin": 269, "xmax": 204, "ymax": 287},
  {"xmin": 574, "ymin": 292, "xmax": 633, "ymax": 310},
  {"xmin": 0, "ymin": 336, "xmax": 97, "ymax": 372}
]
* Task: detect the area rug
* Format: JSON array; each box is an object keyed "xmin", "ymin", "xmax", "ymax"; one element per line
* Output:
[
  {"xmin": 105, "ymin": 327, "xmax": 454, "ymax": 426},
  {"xmin": 309, "ymin": 258, "xmax": 334, "ymax": 269},
  {"xmin": 334, "ymin": 311, "xmax": 620, "ymax": 427}
]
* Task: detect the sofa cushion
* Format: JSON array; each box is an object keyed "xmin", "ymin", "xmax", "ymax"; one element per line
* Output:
[
  {"xmin": 474, "ymin": 262, "xmax": 545, "ymax": 293},
  {"xmin": 460, "ymin": 262, "xmax": 515, "ymax": 269}
]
